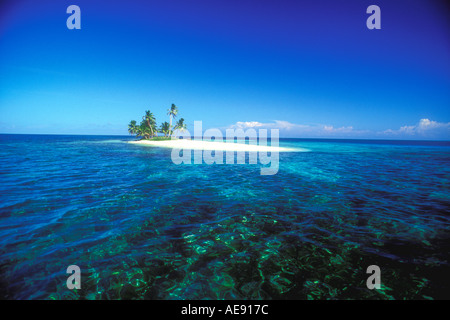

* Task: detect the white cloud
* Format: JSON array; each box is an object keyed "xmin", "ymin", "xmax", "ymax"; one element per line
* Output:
[
  {"xmin": 233, "ymin": 121, "xmax": 264, "ymax": 129},
  {"xmin": 227, "ymin": 118, "xmax": 450, "ymax": 139},
  {"xmin": 323, "ymin": 125, "xmax": 354, "ymax": 133},
  {"xmin": 417, "ymin": 118, "xmax": 448, "ymax": 131},
  {"xmin": 228, "ymin": 120, "xmax": 366, "ymax": 137},
  {"xmin": 381, "ymin": 119, "xmax": 450, "ymax": 138}
]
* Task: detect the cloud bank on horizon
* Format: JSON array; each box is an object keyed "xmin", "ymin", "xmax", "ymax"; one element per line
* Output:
[{"xmin": 228, "ymin": 118, "xmax": 450, "ymax": 140}]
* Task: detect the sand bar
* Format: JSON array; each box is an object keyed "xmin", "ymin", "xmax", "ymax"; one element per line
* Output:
[{"xmin": 128, "ymin": 139, "xmax": 307, "ymax": 152}]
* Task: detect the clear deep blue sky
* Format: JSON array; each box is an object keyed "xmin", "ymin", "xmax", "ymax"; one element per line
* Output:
[{"xmin": 1, "ymin": 0, "xmax": 449, "ymax": 139}]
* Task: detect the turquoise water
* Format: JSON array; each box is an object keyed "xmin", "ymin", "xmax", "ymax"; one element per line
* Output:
[{"xmin": 0, "ymin": 134, "xmax": 449, "ymax": 299}]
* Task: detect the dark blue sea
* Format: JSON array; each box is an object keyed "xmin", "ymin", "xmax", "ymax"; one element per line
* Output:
[{"xmin": 0, "ymin": 134, "xmax": 449, "ymax": 300}]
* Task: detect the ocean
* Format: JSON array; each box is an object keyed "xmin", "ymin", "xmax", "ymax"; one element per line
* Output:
[{"xmin": 0, "ymin": 134, "xmax": 449, "ymax": 299}]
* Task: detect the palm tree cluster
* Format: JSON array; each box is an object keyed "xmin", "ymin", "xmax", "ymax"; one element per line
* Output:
[{"xmin": 128, "ymin": 104, "xmax": 187, "ymax": 139}]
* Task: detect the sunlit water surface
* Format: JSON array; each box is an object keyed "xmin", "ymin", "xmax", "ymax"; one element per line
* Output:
[{"xmin": 0, "ymin": 135, "xmax": 449, "ymax": 299}]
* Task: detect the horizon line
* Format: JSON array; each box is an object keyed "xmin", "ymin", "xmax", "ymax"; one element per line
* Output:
[{"xmin": 1, "ymin": 132, "xmax": 449, "ymax": 142}]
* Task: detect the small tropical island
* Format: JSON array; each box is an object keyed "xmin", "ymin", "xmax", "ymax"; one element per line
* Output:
[
  {"xmin": 127, "ymin": 103, "xmax": 301, "ymax": 152},
  {"xmin": 128, "ymin": 104, "xmax": 187, "ymax": 141}
]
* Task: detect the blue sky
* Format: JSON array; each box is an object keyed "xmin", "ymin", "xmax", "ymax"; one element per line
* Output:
[{"xmin": 0, "ymin": 0, "xmax": 449, "ymax": 139}]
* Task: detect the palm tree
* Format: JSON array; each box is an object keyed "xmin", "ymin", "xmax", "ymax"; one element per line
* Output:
[
  {"xmin": 143, "ymin": 110, "xmax": 156, "ymax": 138},
  {"xmin": 135, "ymin": 124, "xmax": 143, "ymax": 139},
  {"xmin": 174, "ymin": 118, "xmax": 187, "ymax": 134},
  {"xmin": 167, "ymin": 104, "xmax": 178, "ymax": 136},
  {"xmin": 139, "ymin": 120, "xmax": 152, "ymax": 139},
  {"xmin": 128, "ymin": 120, "xmax": 137, "ymax": 135},
  {"xmin": 159, "ymin": 121, "xmax": 171, "ymax": 137}
]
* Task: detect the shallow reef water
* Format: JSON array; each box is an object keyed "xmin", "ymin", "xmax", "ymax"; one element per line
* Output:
[{"xmin": 0, "ymin": 135, "xmax": 449, "ymax": 299}]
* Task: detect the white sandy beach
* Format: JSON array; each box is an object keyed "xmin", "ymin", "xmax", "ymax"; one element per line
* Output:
[{"xmin": 128, "ymin": 139, "xmax": 306, "ymax": 152}]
